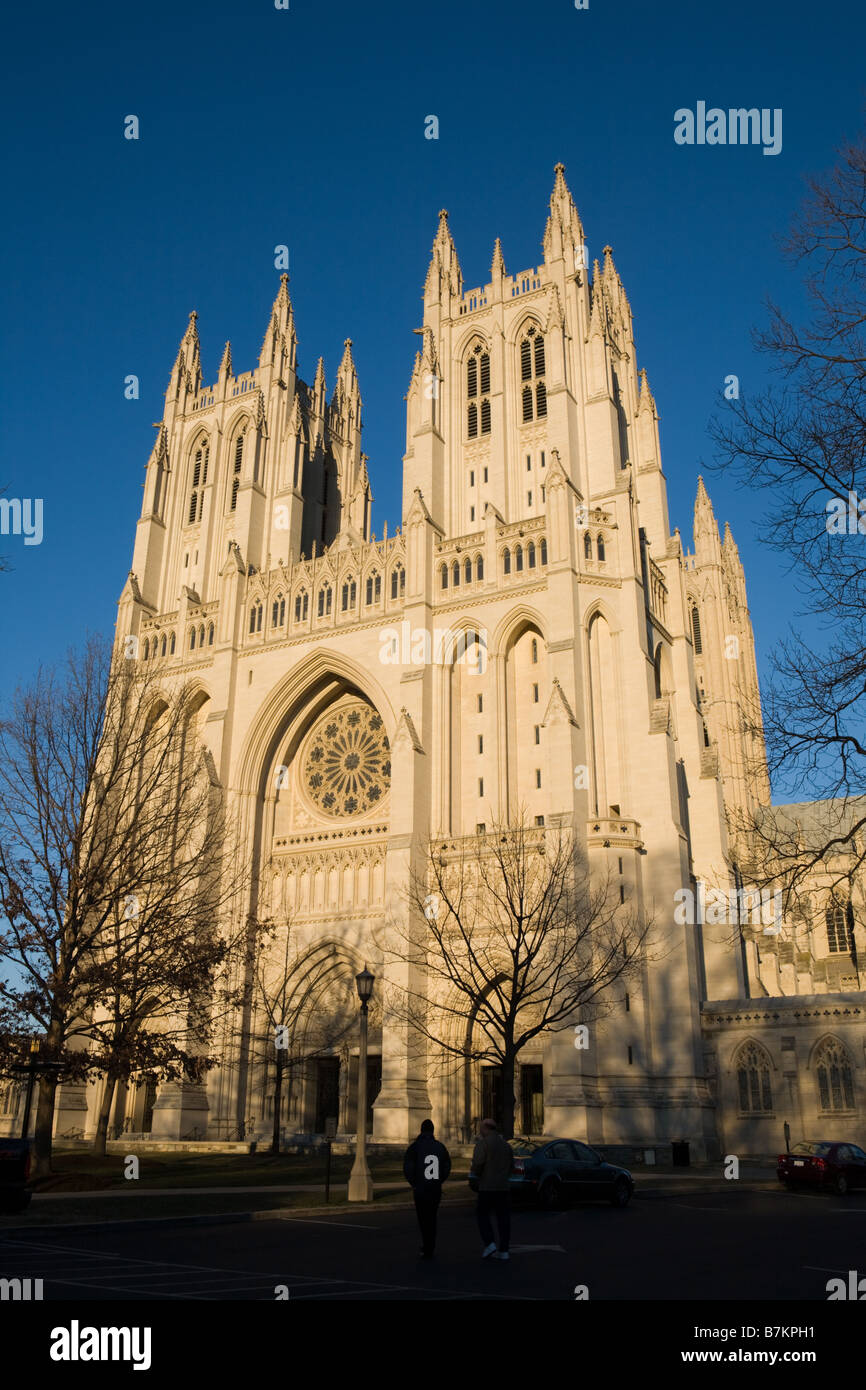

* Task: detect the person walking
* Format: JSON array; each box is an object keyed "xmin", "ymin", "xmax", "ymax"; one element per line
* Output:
[
  {"xmin": 403, "ymin": 1118, "xmax": 451, "ymax": 1258},
  {"xmin": 472, "ymin": 1118, "xmax": 514, "ymax": 1260}
]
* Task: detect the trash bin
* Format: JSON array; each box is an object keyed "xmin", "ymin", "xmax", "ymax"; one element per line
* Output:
[{"xmin": 672, "ymin": 1141, "xmax": 690, "ymax": 1167}]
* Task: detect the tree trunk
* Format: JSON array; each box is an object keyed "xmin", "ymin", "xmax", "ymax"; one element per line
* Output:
[
  {"xmin": 32, "ymin": 1074, "xmax": 58, "ymax": 1179},
  {"xmin": 271, "ymin": 1057, "xmax": 283, "ymax": 1155},
  {"xmin": 501, "ymin": 1052, "xmax": 517, "ymax": 1140},
  {"xmin": 31, "ymin": 1019, "xmax": 65, "ymax": 1178},
  {"xmin": 92, "ymin": 1073, "xmax": 118, "ymax": 1157}
]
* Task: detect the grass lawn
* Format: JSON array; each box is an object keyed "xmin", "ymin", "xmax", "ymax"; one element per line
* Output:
[
  {"xmin": 24, "ymin": 1149, "xmax": 471, "ymax": 1194},
  {"xmin": 0, "ymin": 1185, "xmax": 431, "ymax": 1229}
]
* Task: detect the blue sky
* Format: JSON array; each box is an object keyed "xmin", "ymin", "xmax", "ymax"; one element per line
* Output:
[{"xmin": 1, "ymin": 0, "xmax": 864, "ymax": 798}]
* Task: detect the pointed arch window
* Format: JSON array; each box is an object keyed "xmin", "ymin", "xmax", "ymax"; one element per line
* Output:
[
  {"xmin": 503, "ymin": 548, "xmax": 511, "ymax": 576},
  {"xmin": 815, "ymin": 1038, "xmax": 855, "ymax": 1112},
  {"xmin": 160, "ymin": 634, "xmax": 167, "ymax": 657},
  {"xmin": 294, "ymin": 590, "xmax": 308, "ymax": 622},
  {"xmin": 452, "ymin": 560, "xmax": 460, "ymax": 587},
  {"xmin": 198, "ymin": 624, "xmax": 205, "ymax": 648},
  {"xmin": 365, "ymin": 572, "xmax": 381, "ymax": 606},
  {"xmin": 584, "ymin": 531, "xmax": 592, "ymax": 560},
  {"xmin": 390, "ymin": 564, "xmax": 405, "ymax": 600},
  {"xmin": 519, "ymin": 325, "xmax": 547, "ymax": 421},
  {"xmin": 318, "ymin": 585, "xmax": 332, "ymax": 617},
  {"xmin": 207, "ymin": 623, "xmax": 214, "ymax": 646},
  {"xmin": 143, "ymin": 638, "xmax": 150, "ymax": 660},
  {"xmin": 691, "ymin": 604, "xmax": 703, "ymax": 654},
  {"xmin": 826, "ymin": 898, "xmax": 854, "ymax": 954},
  {"xmin": 475, "ymin": 554, "xmax": 484, "ymax": 582},
  {"xmin": 341, "ymin": 578, "xmax": 357, "ymax": 612},
  {"xmin": 528, "ymin": 541, "xmax": 536, "ymax": 569},
  {"xmin": 515, "ymin": 545, "xmax": 523, "ymax": 573},
  {"xmin": 170, "ymin": 632, "xmax": 176, "ymax": 655},
  {"xmin": 735, "ymin": 1041, "xmax": 773, "ymax": 1113},
  {"xmin": 464, "ymin": 557, "xmax": 472, "ymax": 585},
  {"xmin": 188, "ymin": 443, "xmax": 209, "ymax": 524},
  {"xmin": 466, "ymin": 342, "xmax": 491, "ymax": 438},
  {"xmin": 540, "ymin": 538, "xmax": 547, "ymax": 566},
  {"xmin": 189, "ymin": 628, "xmax": 196, "ymax": 650},
  {"xmin": 249, "ymin": 601, "xmax": 263, "ymax": 634},
  {"xmin": 272, "ymin": 595, "xmax": 286, "ymax": 628},
  {"xmin": 230, "ymin": 431, "xmax": 244, "ymax": 511},
  {"xmin": 597, "ymin": 535, "xmax": 606, "ymax": 562},
  {"xmin": 440, "ymin": 563, "xmax": 448, "ymax": 590}
]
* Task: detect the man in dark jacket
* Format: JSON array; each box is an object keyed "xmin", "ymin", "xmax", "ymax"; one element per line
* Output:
[{"xmin": 403, "ymin": 1118, "xmax": 452, "ymax": 1258}]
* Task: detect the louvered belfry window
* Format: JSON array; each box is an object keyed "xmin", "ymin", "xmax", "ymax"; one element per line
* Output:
[
  {"xmin": 519, "ymin": 326, "xmax": 547, "ymax": 422},
  {"xmin": 466, "ymin": 342, "xmax": 491, "ymax": 438}
]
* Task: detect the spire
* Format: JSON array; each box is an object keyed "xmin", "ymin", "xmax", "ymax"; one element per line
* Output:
[
  {"xmin": 308, "ymin": 355, "xmax": 326, "ymax": 420},
  {"xmin": 170, "ymin": 310, "xmax": 202, "ymax": 396},
  {"xmin": 694, "ymin": 476, "xmax": 721, "ymax": 555},
  {"xmin": 332, "ymin": 337, "xmax": 362, "ymax": 445},
  {"xmin": 637, "ymin": 367, "xmax": 656, "ymax": 415},
  {"xmin": 543, "ymin": 162, "xmax": 584, "ymax": 263},
  {"xmin": 259, "ymin": 273, "xmax": 297, "ymax": 370},
  {"xmin": 722, "ymin": 520, "xmax": 741, "ymax": 563},
  {"xmin": 588, "ymin": 261, "xmax": 605, "ymax": 338},
  {"xmin": 219, "ymin": 340, "xmax": 233, "ymax": 380},
  {"xmin": 424, "ymin": 208, "xmax": 462, "ymax": 301},
  {"xmin": 337, "ymin": 337, "xmax": 358, "ymax": 396},
  {"xmin": 491, "ymin": 237, "xmax": 506, "ymax": 278},
  {"xmin": 546, "ymin": 283, "xmax": 565, "ymax": 331}
]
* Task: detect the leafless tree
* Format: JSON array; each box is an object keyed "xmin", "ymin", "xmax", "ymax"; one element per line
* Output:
[
  {"xmin": 0, "ymin": 635, "xmax": 249, "ymax": 1172},
  {"xmin": 390, "ymin": 818, "xmax": 652, "ymax": 1138},
  {"xmin": 710, "ymin": 135, "xmax": 866, "ymax": 894},
  {"xmin": 227, "ymin": 922, "xmax": 360, "ymax": 1153}
]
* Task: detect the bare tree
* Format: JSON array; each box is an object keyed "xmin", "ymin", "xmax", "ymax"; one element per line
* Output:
[
  {"xmin": 229, "ymin": 922, "xmax": 359, "ymax": 1153},
  {"xmin": 710, "ymin": 134, "xmax": 866, "ymax": 891},
  {"xmin": 391, "ymin": 818, "xmax": 652, "ymax": 1138},
  {"xmin": 0, "ymin": 636, "xmax": 248, "ymax": 1172}
]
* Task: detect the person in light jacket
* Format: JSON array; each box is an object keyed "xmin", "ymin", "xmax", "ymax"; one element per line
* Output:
[{"xmin": 472, "ymin": 1118, "xmax": 514, "ymax": 1260}]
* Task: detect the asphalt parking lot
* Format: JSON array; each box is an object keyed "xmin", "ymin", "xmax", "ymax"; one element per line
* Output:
[{"xmin": 2, "ymin": 1179, "xmax": 864, "ymax": 1301}]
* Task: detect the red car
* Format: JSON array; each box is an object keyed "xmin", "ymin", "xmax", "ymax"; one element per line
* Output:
[{"xmin": 777, "ymin": 1140, "xmax": 866, "ymax": 1195}]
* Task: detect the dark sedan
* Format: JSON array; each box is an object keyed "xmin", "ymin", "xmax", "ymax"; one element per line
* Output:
[
  {"xmin": 0, "ymin": 1138, "xmax": 32, "ymax": 1213},
  {"xmin": 777, "ymin": 1140, "xmax": 866, "ymax": 1195},
  {"xmin": 510, "ymin": 1137, "xmax": 633, "ymax": 1208}
]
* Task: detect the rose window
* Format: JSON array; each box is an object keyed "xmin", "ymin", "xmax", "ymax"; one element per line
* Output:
[{"xmin": 303, "ymin": 702, "xmax": 390, "ymax": 817}]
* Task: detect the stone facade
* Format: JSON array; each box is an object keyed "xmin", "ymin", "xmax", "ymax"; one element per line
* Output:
[{"xmin": 4, "ymin": 164, "xmax": 862, "ymax": 1157}]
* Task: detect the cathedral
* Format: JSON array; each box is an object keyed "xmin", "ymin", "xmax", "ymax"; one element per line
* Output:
[{"xmin": 6, "ymin": 164, "xmax": 862, "ymax": 1157}]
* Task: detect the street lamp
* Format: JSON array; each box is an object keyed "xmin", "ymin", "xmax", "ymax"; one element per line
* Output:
[{"xmin": 348, "ymin": 966, "xmax": 375, "ymax": 1203}]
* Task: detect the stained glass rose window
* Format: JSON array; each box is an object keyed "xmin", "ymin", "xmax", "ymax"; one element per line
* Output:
[{"xmin": 302, "ymin": 702, "xmax": 390, "ymax": 817}]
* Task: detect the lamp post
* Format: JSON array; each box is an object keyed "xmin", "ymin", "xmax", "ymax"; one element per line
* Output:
[{"xmin": 348, "ymin": 966, "xmax": 375, "ymax": 1203}]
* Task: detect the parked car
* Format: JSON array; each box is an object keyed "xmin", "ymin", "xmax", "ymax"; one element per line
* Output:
[
  {"xmin": 510, "ymin": 1137, "xmax": 633, "ymax": 1208},
  {"xmin": 0, "ymin": 1138, "xmax": 32, "ymax": 1213},
  {"xmin": 777, "ymin": 1140, "xmax": 866, "ymax": 1195}
]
